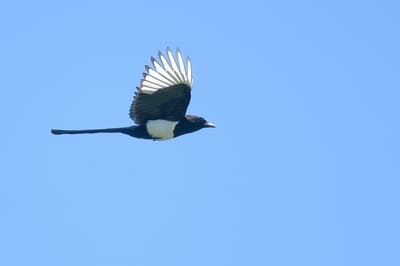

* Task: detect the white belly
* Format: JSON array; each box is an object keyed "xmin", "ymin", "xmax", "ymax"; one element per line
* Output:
[{"xmin": 146, "ymin": 120, "xmax": 179, "ymax": 140}]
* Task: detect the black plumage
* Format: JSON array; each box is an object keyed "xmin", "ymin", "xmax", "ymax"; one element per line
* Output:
[{"xmin": 51, "ymin": 48, "xmax": 215, "ymax": 140}]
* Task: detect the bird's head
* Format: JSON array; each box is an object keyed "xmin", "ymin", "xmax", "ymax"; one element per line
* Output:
[
  {"xmin": 172, "ymin": 115, "xmax": 215, "ymax": 138},
  {"xmin": 185, "ymin": 115, "xmax": 216, "ymax": 129}
]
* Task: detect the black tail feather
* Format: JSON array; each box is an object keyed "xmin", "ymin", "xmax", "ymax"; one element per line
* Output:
[
  {"xmin": 51, "ymin": 125, "xmax": 151, "ymax": 139},
  {"xmin": 51, "ymin": 127, "xmax": 133, "ymax": 135}
]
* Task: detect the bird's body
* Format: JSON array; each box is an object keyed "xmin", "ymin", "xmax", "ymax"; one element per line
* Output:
[
  {"xmin": 51, "ymin": 48, "xmax": 215, "ymax": 140},
  {"xmin": 51, "ymin": 115, "xmax": 212, "ymax": 140}
]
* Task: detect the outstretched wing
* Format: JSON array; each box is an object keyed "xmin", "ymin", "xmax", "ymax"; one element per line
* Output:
[{"xmin": 130, "ymin": 48, "xmax": 193, "ymax": 125}]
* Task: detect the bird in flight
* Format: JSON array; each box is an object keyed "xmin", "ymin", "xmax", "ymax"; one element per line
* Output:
[{"xmin": 51, "ymin": 48, "xmax": 215, "ymax": 140}]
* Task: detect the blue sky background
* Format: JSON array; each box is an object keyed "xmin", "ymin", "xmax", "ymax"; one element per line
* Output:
[{"xmin": 1, "ymin": 0, "xmax": 399, "ymax": 265}]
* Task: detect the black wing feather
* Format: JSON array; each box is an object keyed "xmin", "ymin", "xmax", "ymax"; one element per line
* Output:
[{"xmin": 130, "ymin": 84, "xmax": 191, "ymax": 125}]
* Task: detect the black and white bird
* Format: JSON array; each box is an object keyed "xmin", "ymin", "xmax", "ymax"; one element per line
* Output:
[{"xmin": 51, "ymin": 48, "xmax": 215, "ymax": 140}]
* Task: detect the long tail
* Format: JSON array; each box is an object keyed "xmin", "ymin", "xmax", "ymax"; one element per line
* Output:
[{"xmin": 51, "ymin": 127, "xmax": 133, "ymax": 135}]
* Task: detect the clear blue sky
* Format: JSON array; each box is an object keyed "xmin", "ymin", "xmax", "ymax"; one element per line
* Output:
[{"xmin": 1, "ymin": 0, "xmax": 399, "ymax": 265}]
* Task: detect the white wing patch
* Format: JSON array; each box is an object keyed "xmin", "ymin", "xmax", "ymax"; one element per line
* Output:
[
  {"xmin": 146, "ymin": 119, "xmax": 179, "ymax": 140},
  {"xmin": 139, "ymin": 48, "xmax": 193, "ymax": 95}
]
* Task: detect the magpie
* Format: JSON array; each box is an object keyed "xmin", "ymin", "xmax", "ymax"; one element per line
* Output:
[{"xmin": 51, "ymin": 48, "xmax": 215, "ymax": 140}]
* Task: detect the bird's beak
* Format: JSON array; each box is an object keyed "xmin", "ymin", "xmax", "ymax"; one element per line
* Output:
[{"xmin": 204, "ymin": 122, "xmax": 216, "ymax": 128}]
